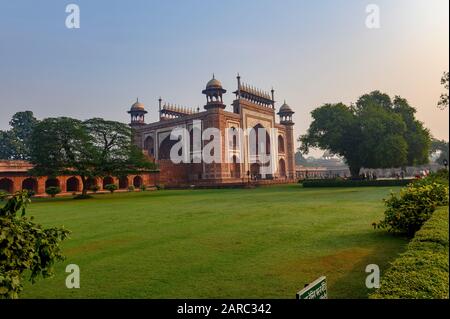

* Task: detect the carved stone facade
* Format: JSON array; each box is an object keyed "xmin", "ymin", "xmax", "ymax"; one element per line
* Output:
[{"xmin": 130, "ymin": 75, "xmax": 296, "ymax": 187}]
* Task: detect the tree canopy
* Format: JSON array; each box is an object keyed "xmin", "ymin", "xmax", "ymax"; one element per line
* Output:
[
  {"xmin": 299, "ymin": 91, "xmax": 431, "ymax": 177},
  {"xmin": 0, "ymin": 111, "xmax": 38, "ymax": 160},
  {"xmin": 438, "ymin": 71, "xmax": 449, "ymax": 110},
  {"xmin": 29, "ymin": 117, "xmax": 156, "ymax": 196}
]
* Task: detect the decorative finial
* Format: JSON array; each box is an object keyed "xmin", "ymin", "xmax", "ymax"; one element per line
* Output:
[{"xmin": 212, "ymin": 73, "xmax": 215, "ymax": 79}]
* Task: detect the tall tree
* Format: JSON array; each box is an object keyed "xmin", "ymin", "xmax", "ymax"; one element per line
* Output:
[
  {"xmin": 0, "ymin": 111, "xmax": 38, "ymax": 160},
  {"xmin": 299, "ymin": 91, "xmax": 431, "ymax": 177},
  {"xmin": 29, "ymin": 117, "xmax": 155, "ymax": 196},
  {"xmin": 438, "ymin": 71, "xmax": 449, "ymax": 110},
  {"xmin": 431, "ymin": 139, "xmax": 449, "ymax": 165}
]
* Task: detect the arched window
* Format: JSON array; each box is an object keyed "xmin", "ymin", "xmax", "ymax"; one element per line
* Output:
[
  {"xmin": 250, "ymin": 124, "xmax": 271, "ymax": 157},
  {"xmin": 22, "ymin": 178, "xmax": 38, "ymax": 193},
  {"xmin": 103, "ymin": 176, "xmax": 114, "ymax": 189},
  {"xmin": 119, "ymin": 176, "xmax": 129, "ymax": 189},
  {"xmin": 66, "ymin": 177, "xmax": 80, "ymax": 192},
  {"xmin": 45, "ymin": 178, "xmax": 60, "ymax": 189},
  {"xmin": 133, "ymin": 176, "xmax": 143, "ymax": 188},
  {"xmin": 0, "ymin": 178, "xmax": 14, "ymax": 194},
  {"xmin": 144, "ymin": 136, "xmax": 155, "ymax": 157},
  {"xmin": 278, "ymin": 135, "xmax": 285, "ymax": 153}
]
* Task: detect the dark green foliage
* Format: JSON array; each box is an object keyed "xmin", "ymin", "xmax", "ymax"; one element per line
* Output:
[
  {"xmin": 45, "ymin": 186, "xmax": 61, "ymax": 198},
  {"xmin": 104, "ymin": 184, "xmax": 118, "ymax": 193},
  {"xmin": 140, "ymin": 184, "xmax": 147, "ymax": 191},
  {"xmin": 299, "ymin": 91, "xmax": 431, "ymax": 177},
  {"xmin": 127, "ymin": 185, "xmax": 135, "ymax": 192},
  {"xmin": 431, "ymin": 139, "xmax": 449, "ymax": 166},
  {"xmin": 370, "ymin": 208, "xmax": 449, "ymax": 299},
  {"xmin": 0, "ymin": 191, "xmax": 70, "ymax": 299},
  {"xmin": 413, "ymin": 169, "xmax": 449, "ymax": 187},
  {"xmin": 438, "ymin": 71, "xmax": 449, "ymax": 110},
  {"xmin": 0, "ymin": 111, "xmax": 38, "ymax": 160},
  {"xmin": 29, "ymin": 117, "xmax": 156, "ymax": 197},
  {"xmin": 376, "ymin": 182, "xmax": 448, "ymax": 236},
  {"xmin": 301, "ymin": 179, "xmax": 411, "ymax": 188}
]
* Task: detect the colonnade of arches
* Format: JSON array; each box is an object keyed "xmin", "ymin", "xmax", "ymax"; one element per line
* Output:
[{"xmin": 0, "ymin": 175, "xmax": 146, "ymax": 195}]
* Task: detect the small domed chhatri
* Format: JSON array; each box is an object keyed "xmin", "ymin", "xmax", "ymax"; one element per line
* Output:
[
  {"xmin": 278, "ymin": 101, "xmax": 294, "ymax": 114},
  {"xmin": 130, "ymin": 98, "xmax": 145, "ymax": 111},
  {"xmin": 206, "ymin": 75, "xmax": 223, "ymax": 89}
]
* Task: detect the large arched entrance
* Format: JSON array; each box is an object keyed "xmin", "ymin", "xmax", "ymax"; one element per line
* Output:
[
  {"xmin": 45, "ymin": 178, "xmax": 60, "ymax": 189},
  {"xmin": 279, "ymin": 159, "xmax": 286, "ymax": 178},
  {"xmin": 249, "ymin": 124, "xmax": 271, "ymax": 157},
  {"xmin": 133, "ymin": 176, "xmax": 143, "ymax": 188},
  {"xmin": 66, "ymin": 177, "xmax": 80, "ymax": 192},
  {"xmin": 159, "ymin": 135, "xmax": 179, "ymax": 160},
  {"xmin": 0, "ymin": 178, "xmax": 14, "ymax": 193},
  {"xmin": 22, "ymin": 178, "xmax": 38, "ymax": 193}
]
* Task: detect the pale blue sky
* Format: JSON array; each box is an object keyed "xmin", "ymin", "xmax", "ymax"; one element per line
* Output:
[{"xmin": 0, "ymin": 0, "xmax": 448, "ymax": 155}]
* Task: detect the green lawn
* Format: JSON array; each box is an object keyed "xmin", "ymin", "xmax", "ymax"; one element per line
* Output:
[{"xmin": 20, "ymin": 184, "xmax": 407, "ymax": 299}]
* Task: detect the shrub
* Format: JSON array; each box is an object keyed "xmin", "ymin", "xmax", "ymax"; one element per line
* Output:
[
  {"xmin": 104, "ymin": 184, "xmax": 118, "ymax": 194},
  {"xmin": 370, "ymin": 207, "xmax": 449, "ymax": 299},
  {"xmin": 90, "ymin": 185, "xmax": 100, "ymax": 193},
  {"xmin": 301, "ymin": 179, "xmax": 411, "ymax": 188},
  {"xmin": 140, "ymin": 184, "xmax": 147, "ymax": 191},
  {"xmin": 0, "ymin": 191, "xmax": 70, "ymax": 299},
  {"xmin": 376, "ymin": 182, "xmax": 449, "ymax": 236},
  {"xmin": 45, "ymin": 186, "xmax": 61, "ymax": 198},
  {"xmin": 0, "ymin": 190, "xmax": 8, "ymax": 200},
  {"xmin": 127, "ymin": 185, "xmax": 135, "ymax": 192},
  {"xmin": 155, "ymin": 184, "xmax": 165, "ymax": 190},
  {"xmin": 413, "ymin": 169, "xmax": 449, "ymax": 187}
]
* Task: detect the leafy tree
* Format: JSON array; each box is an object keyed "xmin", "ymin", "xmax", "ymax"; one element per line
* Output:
[
  {"xmin": 438, "ymin": 71, "xmax": 449, "ymax": 110},
  {"xmin": 299, "ymin": 91, "xmax": 431, "ymax": 177},
  {"xmin": 29, "ymin": 117, "xmax": 156, "ymax": 197},
  {"xmin": 0, "ymin": 111, "xmax": 38, "ymax": 160},
  {"xmin": 0, "ymin": 191, "xmax": 70, "ymax": 299},
  {"xmin": 431, "ymin": 139, "xmax": 449, "ymax": 165}
]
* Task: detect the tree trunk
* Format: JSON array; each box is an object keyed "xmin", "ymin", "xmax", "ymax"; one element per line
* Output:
[{"xmin": 80, "ymin": 176, "xmax": 88, "ymax": 196}]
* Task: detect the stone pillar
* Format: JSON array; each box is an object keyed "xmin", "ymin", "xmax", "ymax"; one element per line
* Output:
[{"xmin": 285, "ymin": 124, "xmax": 296, "ymax": 180}]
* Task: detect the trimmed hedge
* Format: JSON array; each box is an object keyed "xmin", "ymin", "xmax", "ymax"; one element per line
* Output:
[
  {"xmin": 301, "ymin": 179, "xmax": 411, "ymax": 188},
  {"xmin": 370, "ymin": 207, "xmax": 449, "ymax": 299}
]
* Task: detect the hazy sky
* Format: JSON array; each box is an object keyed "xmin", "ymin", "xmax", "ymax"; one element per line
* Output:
[{"xmin": 0, "ymin": 0, "xmax": 448, "ymax": 156}]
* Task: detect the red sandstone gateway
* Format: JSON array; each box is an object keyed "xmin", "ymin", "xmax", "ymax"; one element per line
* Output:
[{"xmin": 0, "ymin": 75, "xmax": 296, "ymax": 196}]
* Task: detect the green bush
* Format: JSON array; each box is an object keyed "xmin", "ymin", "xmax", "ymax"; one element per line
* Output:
[
  {"xmin": 127, "ymin": 185, "xmax": 135, "ymax": 192},
  {"xmin": 0, "ymin": 191, "xmax": 70, "ymax": 299},
  {"xmin": 301, "ymin": 179, "xmax": 411, "ymax": 188},
  {"xmin": 140, "ymin": 184, "xmax": 147, "ymax": 191},
  {"xmin": 155, "ymin": 184, "xmax": 165, "ymax": 190},
  {"xmin": 370, "ymin": 207, "xmax": 449, "ymax": 299},
  {"xmin": 413, "ymin": 169, "xmax": 449, "ymax": 187},
  {"xmin": 45, "ymin": 186, "xmax": 61, "ymax": 198},
  {"xmin": 376, "ymin": 182, "xmax": 448, "ymax": 236},
  {"xmin": 104, "ymin": 184, "xmax": 118, "ymax": 194}
]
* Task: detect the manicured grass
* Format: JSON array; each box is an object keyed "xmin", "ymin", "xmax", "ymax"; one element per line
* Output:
[{"xmin": 20, "ymin": 185, "xmax": 407, "ymax": 299}]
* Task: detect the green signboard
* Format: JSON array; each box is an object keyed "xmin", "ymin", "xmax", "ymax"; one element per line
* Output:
[{"xmin": 296, "ymin": 276, "xmax": 327, "ymax": 299}]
